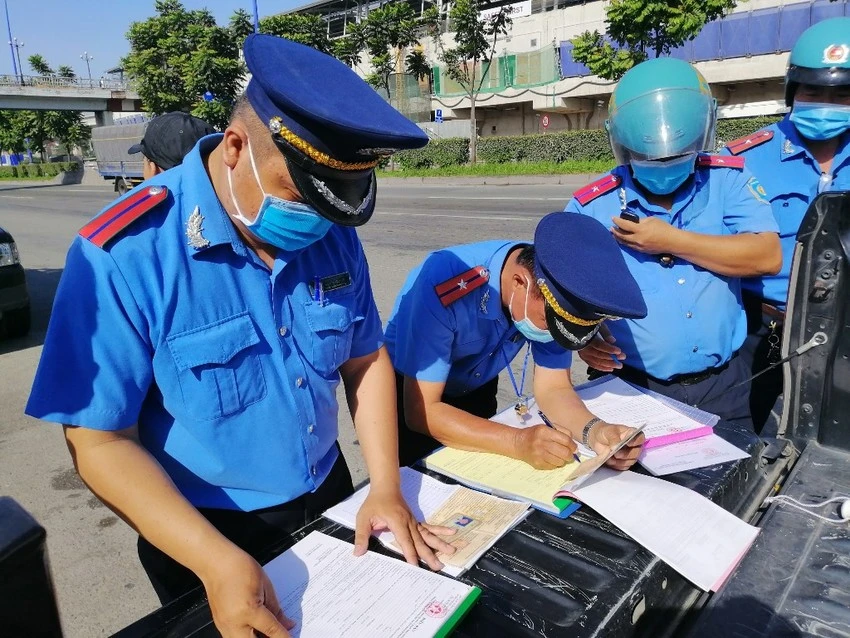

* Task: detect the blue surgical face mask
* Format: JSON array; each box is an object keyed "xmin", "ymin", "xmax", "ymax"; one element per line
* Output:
[
  {"xmin": 510, "ymin": 278, "xmax": 554, "ymax": 343},
  {"xmin": 790, "ymin": 101, "xmax": 850, "ymax": 141},
  {"xmin": 228, "ymin": 141, "xmax": 332, "ymax": 251},
  {"xmin": 630, "ymin": 153, "xmax": 697, "ymax": 195}
]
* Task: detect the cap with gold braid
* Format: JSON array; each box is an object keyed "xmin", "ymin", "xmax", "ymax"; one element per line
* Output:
[
  {"xmin": 533, "ymin": 213, "xmax": 647, "ymax": 350},
  {"xmin": 243, "ymin": 33, "xmax": 429, "ymax": 227}
]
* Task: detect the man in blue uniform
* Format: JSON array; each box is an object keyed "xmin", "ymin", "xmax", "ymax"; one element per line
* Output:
[
  {"xmin": 26, "ymin": 35, "xmax": 454, "ymax": 637},
  {"xmin": 572, "ymin": 58, "xmax": 782, "ymax": 430},
  {"xmin": 386, "ymin": 212, "xmax": 649, "ymax": 469},
  {"xmin": 722, "ymin": 17, "xmax": 850, "ymax": 432},
  {"xmin": 128, "ymin": 111, "xmax": 214, "ymax": 179}
]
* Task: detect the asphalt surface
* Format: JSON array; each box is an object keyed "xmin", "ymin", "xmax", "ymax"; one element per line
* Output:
[{"xmin": 0, "ymin": 177, "xmax": 588, "ymax": 636}]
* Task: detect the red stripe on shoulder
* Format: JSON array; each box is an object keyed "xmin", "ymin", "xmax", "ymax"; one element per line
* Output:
[
  {"xmin": 697, "ymin": 154, "xmax": 745, "ymax": 169},
  {"xmin": 80, "ymin": 186, "xmax": 169, "ymax": 249},
  {"xmin": 434, "ymin": 265, "xmax": 489, "ymax": 307},
  {"xmin": 725, "ymin": 130, "xmax": 774, "ymax": 155},
  {"xmin": 573, "ymin": 174, "xmax": 621, "ymax": 205}
]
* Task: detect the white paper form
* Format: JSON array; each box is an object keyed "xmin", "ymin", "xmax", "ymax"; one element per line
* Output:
[
  {"xmin": 569, "ymin": 468, "xmax": 758, "ymax": 591},
  {"xmin": 264, "ymin": 531, "xmax": 476, "ymax": 638},
  {"xmin": 574, "ymin": 376, "xmax": 713, "ymax": 446},
  {"xmin": 639, "ymin": 434, "xmax": 750, "ymax": 476}
]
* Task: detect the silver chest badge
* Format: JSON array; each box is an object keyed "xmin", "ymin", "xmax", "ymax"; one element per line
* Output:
[
  {"xmin": 480, "ymin": 289, "xmax": 490, "ymax": 314},
  {"xmin": 783, "ymin": 138, "xmax": 794, "ymax": 155},
  {"xmin": 186, "ymin": 206, "xmax": 210, "ymax": 250}
]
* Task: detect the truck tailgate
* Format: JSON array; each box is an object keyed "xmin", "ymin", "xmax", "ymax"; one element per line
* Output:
[{"xmin": 687, "ymin": 441, "xmax": 850, "ymax": 638}]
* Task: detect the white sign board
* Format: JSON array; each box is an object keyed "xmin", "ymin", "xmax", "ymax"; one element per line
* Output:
[{"xmin": 481, "ymin": 0, "xmax": 532, "ymax": 22}]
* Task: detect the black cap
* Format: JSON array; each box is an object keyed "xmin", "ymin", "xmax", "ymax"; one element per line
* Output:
[
  {"xmin": 242, "ymin": 34, "xmax": 429, "ymax": 227},
  {"xmin": 533, "ymin": 213, "xmax": 647, "ymax": 350},
  {"xmin": 128, "ymin": 112, "xmax": 215, "ymax": 170}
]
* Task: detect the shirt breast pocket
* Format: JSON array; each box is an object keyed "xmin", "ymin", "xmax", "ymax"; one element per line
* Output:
[
  {"xmin": 167, "ymin": 312, "xmax": 267, "ymax": 421},
  {"xmin": 303, "ymin": 299, "xmax": 363, "ymax": 376},
  {"xmin": 622, "ymin": 249, "xmax": 660, "ymax": 295}
]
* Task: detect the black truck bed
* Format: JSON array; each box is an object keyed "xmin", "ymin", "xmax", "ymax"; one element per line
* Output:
[{"xmin": 115, "ymin": 421, "xmax": 791, "ymax": 638}]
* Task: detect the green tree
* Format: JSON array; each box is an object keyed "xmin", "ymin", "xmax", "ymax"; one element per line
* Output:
[
  {"xmin": 27, "ymin": 54, "xmax": 53, "ymax": 76},
  {"xmin": 229, "ymin": 7, "xmax": 255, "ymax": 47},
  {"xmin": 259, "ymin": 14, "xmax": 333, "ymax": 54},
  {"xmin": 57, "ymin": 65, "xmax": 76, "ymax": 79},
  {"xmin": 359, "ymin": 3, "xmax": 431, "ymax": 97},
  {"xmin": 429, "ymin": 0, "xmax": 511, "ymax": 163},
  {"xmin": 571, "ymin": 0, "xmax": 738, "ymax": 80},
  {"xmin": 123, "ymin": 0, "xmax": 244, "ymax": 128}
]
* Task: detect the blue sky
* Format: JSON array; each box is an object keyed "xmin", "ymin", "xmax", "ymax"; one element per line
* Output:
[{"xmin": 2, "ymin": 1, "xmax": 303, "ymax": 79}]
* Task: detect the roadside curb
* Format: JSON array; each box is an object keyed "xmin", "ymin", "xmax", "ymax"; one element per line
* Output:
[
  {"xmin": 0, "ymin": 170, "xmax": 84, "ymax": 188},
  {"xmin": 377, "ymin": 173, "xmax": 598, "ymax": 186}
]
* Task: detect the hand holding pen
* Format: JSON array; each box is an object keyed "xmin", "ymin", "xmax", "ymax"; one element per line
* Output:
[{"xmin": 538, "ymin": 410, "xmax": 582, "ymax": 465}]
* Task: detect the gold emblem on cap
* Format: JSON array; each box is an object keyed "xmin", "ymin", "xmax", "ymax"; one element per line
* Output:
[
  {"xmin": 268, "ymin": 116, "xmax": 381, "ymax": 171},
  {"xmin": 537, "ymin": 279, "xmax": 604, "ymax": 327}
]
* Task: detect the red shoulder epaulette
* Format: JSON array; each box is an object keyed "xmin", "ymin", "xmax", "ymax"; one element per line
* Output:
[
  {"xmin": 79, "ymin": 185, "xmax": 169, "ymax": 249},
  {"xmin": 697, "ymin": 154, "xmax": 745, "ymax": 169},
  {"xmin": 725, "ymin": 130, "xmax": 774, "ymax": 155},
  {"xmin": 435, "ymin": 265, "xmax": 489, "ymax": 307},
  {"xmin": 573, "ymin": 174, "xmax": 621, "ymax": 205}
]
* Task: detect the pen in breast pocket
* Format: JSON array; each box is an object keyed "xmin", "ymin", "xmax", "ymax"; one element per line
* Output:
[
  {"xmin": 538, "ymin": 410, "xmax": 582, "ymax": 465},
  {"xmin": 313, "ymin": 276, "xmax": 323, "ymax": 303}
]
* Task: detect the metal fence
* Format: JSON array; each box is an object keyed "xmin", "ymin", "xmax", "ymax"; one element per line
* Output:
[
  {"xmin": 433, "ymin": 47, "xmax": 560, "ymax": 97},
  {"xmin": 0, "ymin": 74, "xmax": 131, "ymax": 90},
  {"xmin": 377, "ymin": 73, "xmax": 433, "ymax": 123},
  {"xmin": 560, "ymin": 0, "xmax": 850, "ymax": 78}
]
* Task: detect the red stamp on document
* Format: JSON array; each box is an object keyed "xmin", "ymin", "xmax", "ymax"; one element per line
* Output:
[{"xmin": 425, "ymin": 600, "xmax": 447, "ymax": 618}]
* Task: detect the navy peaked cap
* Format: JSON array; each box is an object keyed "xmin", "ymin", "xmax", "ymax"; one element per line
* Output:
[
  {"xmin": 533, "ymin": 213, "xmax": 647, "ymax": 350},
  {"xmin": 242, "ymin": 34, "xmax": 429, "ymax": 226}
]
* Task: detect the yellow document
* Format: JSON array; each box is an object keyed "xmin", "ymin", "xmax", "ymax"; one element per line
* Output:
[{"xmin": 423, "ymin": 447, "xmax": 586, "ymax": 513}]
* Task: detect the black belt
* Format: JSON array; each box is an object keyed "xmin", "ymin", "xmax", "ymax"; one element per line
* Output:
[{"xmin": 617, "ymin": 355, "xmax": 734, "ymax": 387}]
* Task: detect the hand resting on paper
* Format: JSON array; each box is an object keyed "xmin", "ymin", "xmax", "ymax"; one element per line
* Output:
[
  {"xmin": 354, "ymin": 487, "xmax": 457, "ymax": 571},
  {"xmin": 578, "ymin": 323, "xmax": 625, "ymax": 373},
  {"xmin": 587, "ymin": 422, "xmax": 645, "ymax": 471}
]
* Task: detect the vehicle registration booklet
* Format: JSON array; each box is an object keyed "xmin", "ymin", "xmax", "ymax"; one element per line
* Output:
[
  {"xmin": 264, "ymin": 531, "xmax": 481, "ymax": 638},
  {"xmin": 324, "ymin": 467, "xmax": 530, "ymax": 577}
]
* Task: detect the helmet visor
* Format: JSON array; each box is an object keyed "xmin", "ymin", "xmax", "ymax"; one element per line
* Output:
[{"xmin": 608, "ymin": 88, "xmax": 717, "ymax": 163}]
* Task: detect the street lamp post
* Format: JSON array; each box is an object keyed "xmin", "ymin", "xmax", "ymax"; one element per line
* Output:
[
  {"xmin": 3, "ymin": 0, "xmax": 17, "ymax": 81},
  {"xmin": 11, "ymin": 37, "xmax": 22, "ymax": 84},
  {"xmin": 80, "ymin": 51, "xmax": 93, "ymax": 88}
]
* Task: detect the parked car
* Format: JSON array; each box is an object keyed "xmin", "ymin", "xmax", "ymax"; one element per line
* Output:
[{"xmin": 0, "ymin": 225, "xmax": 30, "ymax": 338}]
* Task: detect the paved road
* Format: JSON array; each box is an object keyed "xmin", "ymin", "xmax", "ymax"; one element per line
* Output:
[{"xmin": 0, "ymin": 178, "xmax": 587, "ymax": 636}]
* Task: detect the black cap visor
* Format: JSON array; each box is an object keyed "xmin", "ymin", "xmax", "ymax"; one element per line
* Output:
[
  {"xmin": 544, "ymin": 303, "xmax": 603, "ymax": 351},
  {"xmin": 786, "ymin": 66, "xmax": 850, "ymax": 105},
  {"xmin": 274, "ymin": 135, "xmax": 377, "ymax": 227}
]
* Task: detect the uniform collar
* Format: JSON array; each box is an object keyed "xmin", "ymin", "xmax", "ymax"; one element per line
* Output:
[
  {"xmin": 178, "ymin": 133, "xmax": 248, "ymax": 258},
  {"xmin": 480, "ymin": 241, "xmax": 523, "ymax": 320}
]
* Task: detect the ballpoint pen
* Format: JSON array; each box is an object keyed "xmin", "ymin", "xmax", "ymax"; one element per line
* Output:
[{"xmin": 537, "ymin": 410, "xmax": 582, "ymax": 464}]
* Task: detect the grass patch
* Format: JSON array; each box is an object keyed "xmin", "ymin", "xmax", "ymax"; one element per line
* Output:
[{"xmin": 378, "ymin": 160, "xmax": 615, "ymax": 179}]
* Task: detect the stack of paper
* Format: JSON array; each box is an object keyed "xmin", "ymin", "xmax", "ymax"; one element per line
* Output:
[
  {"xmin": 264, "ymin": 531, "xmax": 481, "ymax": 637},
  {"xmin": 324, "ymin": 467, "xmax": 530, "ymax": 576},
  {"xmin": 575, "ymin": 376, "xmax": 716, "ymax": 448},
  {"xmin": 567, "ymin": 468, "xmax": 759, "ymax": 591},
  {"xmin": 638, "ymin": 435, "xmax": 750, "ymax": 476}
]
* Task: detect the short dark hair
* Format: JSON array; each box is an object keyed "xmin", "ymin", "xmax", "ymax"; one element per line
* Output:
[
  {"xmin": 229, "ymin": 94, "xmax": 274, "ymax": 159},
  {"xmin": 515, "ymin": 244, "xmax": 542, "ymax": 297}
]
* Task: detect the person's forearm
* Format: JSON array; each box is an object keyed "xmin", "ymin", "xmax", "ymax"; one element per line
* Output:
[
  {"xmin": 65, "ymin": 428, "xmax": 236, "ymax": 581},
  {"xmin": 668, "ymin": 230, "xmax": 781, "ymax": 277},
  {"xmin": 535, "ymin": 384, "xmax": 595, "ymax": 441},
  {"xmin": 343, "ymin": 347, "xmax": 403, "ymax": 493},
  {"xmin": 412, "ymin": 401, "xmax": 525, "ymax": 458}
]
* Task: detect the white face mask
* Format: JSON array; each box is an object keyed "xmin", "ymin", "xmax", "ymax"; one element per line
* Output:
[{"xmin": 509, "ymin": 277, "xmax": 554, "ymax": 343}]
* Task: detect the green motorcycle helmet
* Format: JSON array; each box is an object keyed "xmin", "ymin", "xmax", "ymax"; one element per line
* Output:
[
  {"xmin": 786, "ymin": 17, "xmax": 850, "ymax": 106},
  {"xmin": 606, "ymin": 58, "xmax": 717, "ymax": 164}
]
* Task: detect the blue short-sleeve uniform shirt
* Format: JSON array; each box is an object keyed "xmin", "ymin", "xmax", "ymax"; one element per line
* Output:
[
  {"xmin": 722, "ymin": 116, "xmax": 850, "ymax": 307},
  {"xmin": 26, "ymin": 134, "xmax": 384, "ymax": 511},
  {"xmin": 565, "ymin": 160, "xmax": 779, "ymax": 380},
  {"xmin": 384, "ymin": 240, "xmax": 571, "ymax": 397}
]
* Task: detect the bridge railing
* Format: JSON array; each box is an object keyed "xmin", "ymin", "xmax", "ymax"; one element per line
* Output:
[{"xmin": 0, "ymin": 75, "xmax": 131, "ymax": 91}]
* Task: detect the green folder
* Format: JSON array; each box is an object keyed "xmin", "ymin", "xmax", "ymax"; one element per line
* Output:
[{"xmin": 434, "ymin": 586, "xmax": 482, "ymax": 638}]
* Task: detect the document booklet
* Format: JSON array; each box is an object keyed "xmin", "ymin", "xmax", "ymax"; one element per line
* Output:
[
  {"xmin": 264, "ymin": 531, "xmax": 481, "ymax": 638},
  {"xmin": 421, "ymin": 446, "xmax": 590, "ymax": 516},
  {"xmin": 324, "ymin": 467, "xmax": 530, "ymax": 577}
]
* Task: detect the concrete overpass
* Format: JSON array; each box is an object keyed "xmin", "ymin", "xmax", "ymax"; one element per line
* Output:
[{"xmin": 0, "ymin": 74, "xmax": 143, "ymax": 125}]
